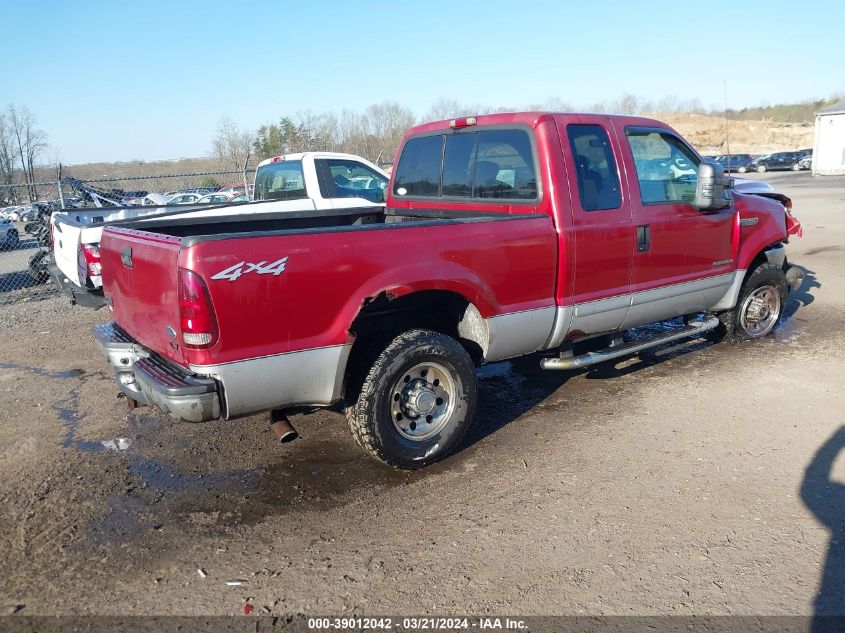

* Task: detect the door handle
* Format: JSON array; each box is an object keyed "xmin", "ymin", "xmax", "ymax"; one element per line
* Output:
[{"xmin": 637, "ymin": 224, "xmax": 650, "ymax": 253}]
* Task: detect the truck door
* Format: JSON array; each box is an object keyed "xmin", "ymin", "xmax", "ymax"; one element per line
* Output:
[
  {"xmin": 557, "ymin": 118, "xmax": 633, "ymax": 335},
  {"xmin": 615, "ymin": 125, "xmax": 735, "ymax": 329}
]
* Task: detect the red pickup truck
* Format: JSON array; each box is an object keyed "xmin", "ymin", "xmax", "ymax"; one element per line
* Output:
[{"xmin": 93, "ymin": 112, "xmax": 803, "ymax": 469}]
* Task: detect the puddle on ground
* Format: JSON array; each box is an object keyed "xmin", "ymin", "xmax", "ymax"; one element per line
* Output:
[
  {"xmin": 0, "ymin": 362, "xmax": 87, "ymax": 379},
  {"xmin": 55, "ymin": 390, "xmax": 111, "ymax": 454},
  {"xmin": 100, "ymin": 437, "xmax": 132, "ymax": 452}
]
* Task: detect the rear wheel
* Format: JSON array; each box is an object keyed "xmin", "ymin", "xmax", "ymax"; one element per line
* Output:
[
  {"xmin": 756, "ymin": 164, "xmax": 767, "ymax": 173},
  {"xmin": 707, "ymin": 263, "xmax": 787, "ymax": 343},
  {"xmin": 738, "ymin": 166, "xmax": 747, "ymax": 173},
  {"xmin": 345, "ymin": 329, "xmax": 477, "ymax": 470}
]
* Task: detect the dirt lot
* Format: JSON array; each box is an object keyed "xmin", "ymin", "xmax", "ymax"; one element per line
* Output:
[{"xmin": 0, "ymin": 171, "xmax": 843, "ymax": 619}]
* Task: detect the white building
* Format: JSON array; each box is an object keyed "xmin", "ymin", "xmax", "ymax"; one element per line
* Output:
[{"xmin": 812, "ymin": 101, "xmax": 845, "ymax": 176}]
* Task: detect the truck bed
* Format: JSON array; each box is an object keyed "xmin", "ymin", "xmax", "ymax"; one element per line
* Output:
[
  {"xmin": 117, "ymin": 206, "xmax": 534, "ymax": 243},
  {"xmin": 101, "ymin": 205, "xmax": 558, "ymax": 378}
]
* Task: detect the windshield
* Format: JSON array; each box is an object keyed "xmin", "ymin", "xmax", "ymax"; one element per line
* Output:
[{"xmin": 254, "ymin": 161, "xmax": 308, "ymax": 201}]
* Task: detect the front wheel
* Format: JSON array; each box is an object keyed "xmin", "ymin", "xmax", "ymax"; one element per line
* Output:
[
  {"xmin": 791, "ymin": 163, "xmax": 801, "ymax": 171},
  {"xmin": 756, "ymin": 164, "xmax": 767, "ymax": 173},
  {"xmin": 707, "ymin": 263, "xmax": 788, "ymax": 343},
  {"xmin": 738, "ymin": 166, "xmax": 747, "ymax": 173},
  {"xmin": 345, "ymin": 329, "xmax": 477, "ymax": 469}
]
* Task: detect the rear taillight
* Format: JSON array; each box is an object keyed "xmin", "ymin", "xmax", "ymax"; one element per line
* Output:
[
  {"xmin": 81, "ymin": 243, "xmax": 101, "ymax": 277},
  {"xmin": 178, "ymin": 269, "xmax": 218, "ymax": 348}
]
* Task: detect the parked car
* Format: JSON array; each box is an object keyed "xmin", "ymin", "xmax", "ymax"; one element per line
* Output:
[
  {"xmin": 1, "ymin": 206, "xmax": 21, "ymax": 221},
  {"xmin": 92, "ymin": 112, "xmax": 803, "ymax": 470},
  {"xmin": 798, "ymin": 154, "xmax": 813, "ymax": 170},
  {"xmin": 748, "ymin": 151, "xmax": 805, "ymax": 172},
  {"xmin": 217, "ymin": 182, "xmax": 253, "ymax": 196},
  {"xmin": 0, "ymin": 218, "xmax": 19, "ymax": 250},
  {"xmin": 194, "ymin": 192, "xmax": 235, "ymax": 205},
  {"xmin": 167, "ymin": 192, "xmax": 203, "ymax": 205},
  {"xmin": 715, "ymin": 154, "xmax": 754, "ymax": 173},
  {"xmin": 50, "ymin": 152, "xmax": 388, "ymax": 308}
]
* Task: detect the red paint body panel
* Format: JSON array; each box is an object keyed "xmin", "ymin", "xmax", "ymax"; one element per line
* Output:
[
  {"xmin": 102, "ymin": 112, "xmax": 796, "ymax": 375},
  {"xmin": 734, "ymin": 192, "xmax": 789, "ymax": 269},
  {"xmin": 105, "ymin": 215, "xmax": 557, "ymax": 367},
  {"xmin": 553, "ymin": 114, "xmax": 633, "ymax": 305},
  {"xmin": 101, "ymin": 228, "xmax": 185, "ymax": 364}
]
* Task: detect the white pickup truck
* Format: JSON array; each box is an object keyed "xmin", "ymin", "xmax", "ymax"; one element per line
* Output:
[{"xmin": 49, "ymin": 152, "xmax": 389, "ymax": 307}]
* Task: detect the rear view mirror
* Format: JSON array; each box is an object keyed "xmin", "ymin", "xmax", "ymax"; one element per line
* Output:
[{"xmin": 694, "ymin": 161, "xmax": 733, "ymax": 210}]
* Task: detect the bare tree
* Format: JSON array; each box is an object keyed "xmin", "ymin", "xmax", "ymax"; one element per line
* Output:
[
  {"xmin": 7, "ymin": 105, "xmax": 47, "ymax": 202},
  {"xmin": 0, "ymin": 112, "xmax": 18, "ymax": 203},
  {"xmin": 212, "ymin": 116, "xmax": 252, "ymax": 171}
]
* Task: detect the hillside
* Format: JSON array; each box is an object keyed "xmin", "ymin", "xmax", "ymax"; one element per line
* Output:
[
  {"xmin": 657, "ymin": 112, "xmax": 815, "ymax": 156},
  {"xmin": 38, "ymin": 113, "xmax": 815, "ymax": 189}
]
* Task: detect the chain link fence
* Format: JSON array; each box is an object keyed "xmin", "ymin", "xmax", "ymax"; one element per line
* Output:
[{"xmin": 0, "ymin": 168, "xmax": 255, "ymax": 306}]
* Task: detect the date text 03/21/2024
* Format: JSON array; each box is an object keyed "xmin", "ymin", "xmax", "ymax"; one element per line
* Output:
[{"xmin": 306, "ymin": 617, "xmax": 527, "ymax": 630}]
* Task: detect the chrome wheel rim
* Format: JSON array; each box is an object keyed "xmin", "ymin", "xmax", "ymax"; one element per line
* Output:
[
  {"xmin": 739, "ymin": 285, "xmax": 781, "ymax": 338},
  {"xmin": 389, "ymin": 362, "xmax": 456, "ymax": 441}
]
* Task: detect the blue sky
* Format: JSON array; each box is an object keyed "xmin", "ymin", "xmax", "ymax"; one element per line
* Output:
[{"xmin": 2, "ymin": 0, "xmax": 843, "ymax": 164}]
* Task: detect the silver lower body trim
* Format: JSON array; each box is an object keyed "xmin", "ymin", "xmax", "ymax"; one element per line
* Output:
[
  {"xmin": 764, "ymin": 244, "xmax": 786, "ymax": 268},
  {"xmin": 544, "ymin": 272, "xmax": 738, "ymax": 348},
  {"xmin": 710, "ymin": 269, "xmax": 747, "ymax": 311},
  {"xmin": 620, "ymin": 272, "xmax": 733, "ymax": 330},
  {"xmin": 191, "ymin": 344, "xmax": 351, "ymax": 418},
  {"xmin": 484, "ymin": 306, "xmax": 556, "ymax": 362}
]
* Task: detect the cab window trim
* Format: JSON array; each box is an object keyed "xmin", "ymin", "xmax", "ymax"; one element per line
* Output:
[
  {"xmin": 392, "ymin": 124, "xmax": 543, "ymax": 205},
  {"xmin": 624, "ymin": 125, "xmax": 702, "ymax": 207}
]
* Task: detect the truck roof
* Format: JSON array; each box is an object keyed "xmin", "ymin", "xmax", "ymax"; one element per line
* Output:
[
  {"xmin": 256, "ymin": 151, "xmax": 385, "ymax": 169},
  {"xmin": 405, "ymin": 111, "xmax": 670, "ymax": 136}
]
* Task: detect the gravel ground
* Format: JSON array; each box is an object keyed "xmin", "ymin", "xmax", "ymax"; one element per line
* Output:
[{"xmin": 0, "ymin": 171, "xmax": 843, "ymax": 618}]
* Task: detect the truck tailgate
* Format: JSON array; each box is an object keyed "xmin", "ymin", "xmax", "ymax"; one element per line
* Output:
[
  {"xmin": 52, "ymin": 215, "xmax": 84, "ymax": 286},
  {"xmin": 100, "ymin": 227, "xmax": 186, "ymax": 365}
]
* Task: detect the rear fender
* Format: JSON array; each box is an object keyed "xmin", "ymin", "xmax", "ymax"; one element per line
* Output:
[{"xmin": 341, "ymin": 262, "xmax": 500, "ymax": 339}]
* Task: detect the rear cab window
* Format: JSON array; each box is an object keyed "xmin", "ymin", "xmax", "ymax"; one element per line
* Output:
[
  {"xmin": 393, "ymin": 128, "xmax": 539, "ymax": 202},
  {"xmin": 254, "ymin": 161, "xmax": 308, "ymax": 201},
  {"xmin": 566, "ymin": 124, "xmax": 622, "ymax": 211}
]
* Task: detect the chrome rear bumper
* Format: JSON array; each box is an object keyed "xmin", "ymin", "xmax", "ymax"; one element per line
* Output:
[{"xmin": 92, "ymin": 322, "xmax": 220, "ymax": 422}]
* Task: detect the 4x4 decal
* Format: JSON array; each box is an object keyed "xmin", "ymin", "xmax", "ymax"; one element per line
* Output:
[{"xmin": 210, "ymin": 257, "xmax": 288, "ymax": 282}]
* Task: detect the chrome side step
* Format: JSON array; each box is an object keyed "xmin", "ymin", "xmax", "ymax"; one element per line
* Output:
[{"xmin": 540, "ymin": 316, "xmax": 720, "ymax": 371}]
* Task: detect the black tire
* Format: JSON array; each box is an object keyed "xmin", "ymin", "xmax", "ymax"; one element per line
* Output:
[
  {"xmin": 737, "ymin": 166, "xmax": 747, "ymax": 173},
  {"xmin": 707, "ymin": 263, "xmax": 788, "ymax": 343},
  {"xmin": 1, "ymin": 229, "xmax": 18, "ymax": 251},
  {"xmin": 27, "ymin": 251, "xmax": 50, "ymax": 284},
  {"xmin": 345, "ymin": 329, "xmax": 477, "ymax": 470},
  {"xmin": 756, "ymin": 164, "xmax": 767, "ymax": 173}
]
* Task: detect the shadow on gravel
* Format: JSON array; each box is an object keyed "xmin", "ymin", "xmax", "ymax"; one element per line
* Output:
[
  {"xmin": 0, "ymin": 270, "xmax": 39, "ymax": 293},
  {"xmin": 801, "ymin": 426, "xmax": 845, "ymax": 625},
  {"xmin": 785, "ymin": 268, "xmax": 820, "ymax": 317}
]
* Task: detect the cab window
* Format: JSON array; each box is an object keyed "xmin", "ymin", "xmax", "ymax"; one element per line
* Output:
[
  {"xmin": 626, "ymin": 130, "xmax": 699, "ymax": 205},
  {"xmin": 254, "ymin": 160, "xmax": 307, "ymax": 201},
  {"xmin": 567, "ymin": 124, "xmax": 622, "ymax": 211},
  {"xmin": 393, "ymin": 128, "xmax": 538, "ymax": 200},
  {"xmin": 319, "ymin": 159, "xmax": 388, "ymax": 203}
]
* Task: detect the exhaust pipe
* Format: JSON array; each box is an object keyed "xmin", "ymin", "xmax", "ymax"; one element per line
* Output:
[{"xmin": 270, "ymin": 410, "xmax": 298, "ymax": 443}]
